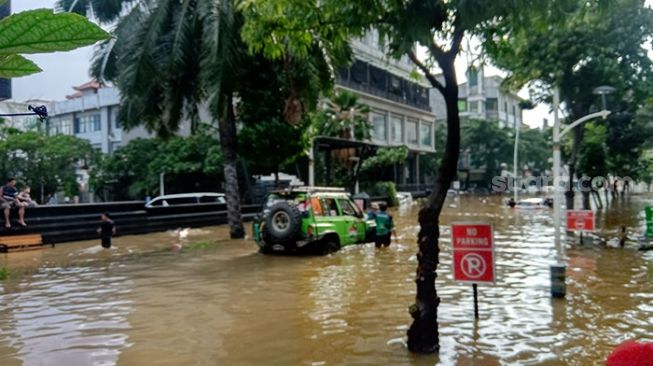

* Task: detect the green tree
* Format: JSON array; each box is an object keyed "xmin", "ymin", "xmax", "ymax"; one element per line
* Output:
[
  {"xmin": 62, "ymin": 0, "xmax": 332, "ymax": 238},
  {"xmin": 483, "ymin": 0, "xmax": 653, "ymax": 208},
  {"xmin": 519, "ymin": 126, "xmax": 551, "ymax": 175},
  {"xmin": 576, "ymin": 122, "xmax": 608, "ymax": 207},
  {"xmin": 91, "ymin": 135, "xmax": 223, "ymax": 201},
  {"xmin": 461, "ymin": 120, "xmax": 512, "ymax": 187},
  {"xmin": 241, "ymin": 0, "xmax": 563, "ymax": 353},
  {"xmin": 0, "ymin": 7, "xmax": 108, "ymax": 78},
  {"xmin": 235, "ymin": 53, "xmax": 329, "ymax": 183},
  {"xmin": 0, "ymin": 129, "xmax": 96, "ymax": 200},
  {"xmin": 313, "ymin": 91, "xmax": 371, "ymax": 140},
  {"xmin": 91, "ymin": 138, "xmax": 160, "ymax": 200}
]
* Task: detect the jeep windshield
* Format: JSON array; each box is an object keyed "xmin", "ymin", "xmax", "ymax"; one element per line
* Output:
[{"xmin": 263, "ymin": 192, "xmax": 310, "ymax": 213}]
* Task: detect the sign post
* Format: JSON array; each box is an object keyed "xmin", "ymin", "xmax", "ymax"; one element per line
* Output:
[
  {"xmin": 645, "ymin": 207, "xmax": 653, "ymax": 238},
  {"xmin": 566, "ymin": 210, "xmax": 595, "ymax": 245},
  {"xmin": 452, "ymin": 223, "xmax": 495, "ymax": 319}
]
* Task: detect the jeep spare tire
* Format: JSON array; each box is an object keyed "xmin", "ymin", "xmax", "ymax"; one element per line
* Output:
[{"xmin": 266, "ymin": 202, "xmax": 302, "ymax": 241}]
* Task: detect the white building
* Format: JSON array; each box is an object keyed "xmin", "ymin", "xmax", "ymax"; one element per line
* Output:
[
  {"xmin": 430, "ymin": 67, "xmax": 525, "ymax": 128},
  {"xmin": 48, "ymin": 82, "xmax": 195, "ymax": 154},
  {"xmin": 331, "ymin": 30, "xmax": 438, "ymax": 188}
]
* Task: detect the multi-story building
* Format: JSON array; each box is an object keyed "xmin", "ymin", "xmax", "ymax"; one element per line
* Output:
[
  {"xmin": 430, "ymin": 67, "xmax": 525, "ymax": 128},
  {"xmin": 331, "ymin": 30, "xmax": 438, "ymax": 189},
  {"xmin": 430, "ymin": 67, "xmax": 526, "ymax": 190},
  {"xmin": 47, "ymin": 82, "xmax": 193, "ymax": 154}
]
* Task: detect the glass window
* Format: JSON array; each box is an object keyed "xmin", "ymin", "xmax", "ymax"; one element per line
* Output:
[
  {"xmin": 406, "ymin": 119, "xmax": 418, "ymax": 145},
  {"xmin": 337, "ymin": 198, "xmax": 358, "ymax": 217},
  {"xmin": 486, "ymin": 98, "xmax": 498, "ymax": 111},
  {"xmin": 391, "ymin": 115, "xmax": 403, "ymax": 143},
  {"xmin": 469, "ymin": 101, "xmax": 479, "ymax": 113},
  {"xmin": 458, "ymin": 99, "xmax": 467, "ymax": 112},
  {"xmin": 420, "ymin": 123, "xmax": 432, "ymax": 147},
  {"xmin": 321, "ymin": 198, "xmax": 339, "ymax": 216},
  {"xmin": 371, "ymin": 112, "xmax": 387, "ymax": 141},
  {"xmin": 74, "ymin": 114, "xmax": 102, "ymax": 133},
  {"xmin": 468, "ymin": 68, "xmax": 478, "ymax": 87}
]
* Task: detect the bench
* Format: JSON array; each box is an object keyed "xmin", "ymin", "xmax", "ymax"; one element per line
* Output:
[{"xmin": 0, "ymin": 234, "xmax": 44, "ymax": 253}]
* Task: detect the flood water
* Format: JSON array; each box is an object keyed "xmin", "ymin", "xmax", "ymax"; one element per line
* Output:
[{"xmin": 1, "ymin": 195, "xmax": 652, "ymax": 366}]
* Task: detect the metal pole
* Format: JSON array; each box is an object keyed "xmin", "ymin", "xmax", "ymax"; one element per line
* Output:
[
  {"xmin": 551, "ymin": 88, "xmax": 566, "ymax": 298},
  {"xmin": 553, "ymin": 88, "xmax": 562, "ymax": 260},
  {"xmin": 473, "ymin": 284, "xmax": 479, "ymax": 319},
  {"xmin": 308, "ymin": 143, "xmax": 315, "ymax": 186},
  {"xmin": 513, "ymin": 119, "xmax": 520, "ymax": 202},
  {"xmin": 159, "ymin": 172, "xmax": 165, "ymax": 196}
]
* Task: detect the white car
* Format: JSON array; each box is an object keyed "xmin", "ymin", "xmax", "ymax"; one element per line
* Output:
[
  {"xmin": 515, "ymin": 197, "xmax": 551, "ymax": 209},
  {"xmin": 145, "ymin": 192, "xmax": 226, "ymax": 208}
]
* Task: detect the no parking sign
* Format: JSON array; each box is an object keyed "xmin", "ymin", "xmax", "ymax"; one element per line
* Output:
[
  {"xmin": 566, "ymin": 210, "xmax": 594, "ymax": 232},
  {"xmin": 451, "ymin": 223, "xmax": 495, "ymax": 283}
]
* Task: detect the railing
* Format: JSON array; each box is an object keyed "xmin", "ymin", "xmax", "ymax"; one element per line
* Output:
[
  {"xmin": 337, "ymin": 78, "xmax": 432, "ymax": 112},
  {"xmin": 3, "ymin": 201, "xmax": 262, "ymax": 245}
]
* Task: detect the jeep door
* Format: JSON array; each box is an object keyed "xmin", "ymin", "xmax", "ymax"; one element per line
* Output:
[{"xmin": 336, "ymin": 198, "xmax": 366, "ymax": 245}]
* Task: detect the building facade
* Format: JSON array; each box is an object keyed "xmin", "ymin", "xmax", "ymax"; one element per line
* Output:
[
  {"xmin": 47, "ymin": 82, "xmax": 186, "ymax": 154},
  {"xmin": 430, "ymin": 67, "xmax": 526, "ymax": 190},
  {"xmin": 430, "ymin": 67, "xmax": 525, "ymax": 128},
  {"xmin": 332, "ymin": 30, "xmax": 438, "ymax": 189}
]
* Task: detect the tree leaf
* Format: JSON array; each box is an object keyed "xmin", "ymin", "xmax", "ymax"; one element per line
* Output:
[
  {"xmin": 0, "ymin": 9, "xmax": 109, "ymax": 55},
  {"xmin": 0, "ymin": 54, "xmax": 41, "ymax": 78}
]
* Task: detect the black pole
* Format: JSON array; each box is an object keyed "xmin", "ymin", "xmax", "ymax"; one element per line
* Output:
[
  {"xmin": 473, "ymin": 284, "xmax": 479, "ymax": 319},
  {"xmin": 580, "ymin": 232, "xmax": 583, "ymax": 245}
]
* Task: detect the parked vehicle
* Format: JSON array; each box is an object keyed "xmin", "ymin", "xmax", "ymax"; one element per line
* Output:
[
  {"xmin": 514, "ymin": 197, "xmax": 552, "ymax": 210},
  {"xmin": 253, "ymin": 186, "xmax": 375, "ymax": 254},
  {"xmin": 396, "ymin": 192, "xmax": 414, "ymax": 206},
  {"xmin": 145, "ymin": 192, "xmax": 226, "ymax": 208}
]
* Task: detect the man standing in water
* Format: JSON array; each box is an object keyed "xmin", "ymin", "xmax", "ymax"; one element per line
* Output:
[
  {"xmin": 97, "ymin": 212, "xmax": 116, "ymax": 249},
  {"xmin": 374, "ymin": 203, "xmax": 395, "ymax": 248}
]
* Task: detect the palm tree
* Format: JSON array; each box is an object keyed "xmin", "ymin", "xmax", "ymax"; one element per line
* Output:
[
  {"xmin": 58, "ymin": 0, "xmax": 249, "ymax": 237},
  {"xmin": 59, "ymin": 0, "xmax": 334, "ymax": 238}
]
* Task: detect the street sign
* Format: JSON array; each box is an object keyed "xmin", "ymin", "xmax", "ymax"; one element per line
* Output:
[
  {"xmin": 645, "ymin": 207, "xmax": 653, "ymax": 238},
  {"xmin": 452, "ymin": 223, "xmax": 495, "ymax": 283},
  {"xmin": 566, "ymin": 210, "xmax": 595, "ymax": 232}
]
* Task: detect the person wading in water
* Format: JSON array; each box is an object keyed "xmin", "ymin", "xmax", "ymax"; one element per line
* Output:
[{"xmin": 97, "ymin": 212, "xmax": 116, "ymax": 249}]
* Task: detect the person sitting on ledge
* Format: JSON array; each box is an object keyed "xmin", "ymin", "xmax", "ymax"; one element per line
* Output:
[
  {"xmin": 0, "ymin": 178, "xmax": 27, "ymax": 228},
  {"xmin": 18, "ymin": 186, "xmax": 38, "ymax": 207}
]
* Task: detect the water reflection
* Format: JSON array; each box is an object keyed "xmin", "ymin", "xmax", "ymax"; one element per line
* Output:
[{"xmin": 0, "ymin": 195, "xmax": 652, "ymax": 365}]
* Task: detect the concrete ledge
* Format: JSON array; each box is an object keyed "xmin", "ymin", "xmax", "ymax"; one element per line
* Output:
[{"xmin": 0, "ymin": 201, "xmax": 262, "ymax": 245}]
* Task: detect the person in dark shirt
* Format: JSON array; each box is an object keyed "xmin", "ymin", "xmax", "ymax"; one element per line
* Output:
[
  {"xmin": 0, "ymin": 178, "xmax": 26, "ymax": 229},
  {"xmin": 374, "ymin": 203, "xmax": 396, "ymax": 248},
  {"xmin": 97, "ymin": 212, "xmax": 116, "ymax": 249}
]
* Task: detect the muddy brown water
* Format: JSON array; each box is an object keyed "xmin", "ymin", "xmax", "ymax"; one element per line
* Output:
[{"xmin": 1, "ymin": 195, "xmax": 652, "ymax": 366}]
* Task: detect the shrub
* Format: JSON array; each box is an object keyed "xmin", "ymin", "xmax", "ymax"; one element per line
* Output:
[{"xmin": 370, "ymin": 181, "xmax": 399, "ymax": 207}]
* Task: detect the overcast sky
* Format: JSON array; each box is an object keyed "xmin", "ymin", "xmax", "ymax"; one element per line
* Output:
[
  {"xmin": 11, "ymin": 0, "xmax": 562, "ymax": 127},
  {"xmin": 12, "ymin": 0, "xmax": 95, "ymax": 102}
]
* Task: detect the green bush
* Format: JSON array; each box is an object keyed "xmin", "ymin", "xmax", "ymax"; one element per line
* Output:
[
  {"xmin": 0, "ymin": 267, "xmax": 9, "ymax": 281},
  {"xmin": 370, "ymin": 181, "xmax": 399, "ymax": 207}
]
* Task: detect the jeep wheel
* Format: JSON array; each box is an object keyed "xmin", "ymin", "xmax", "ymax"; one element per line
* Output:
[
  {"xmin": 321, "ymin": 238, "xmax": 341, "ymax": 255},
  {"xmin": 265, "ymin": 202, "xmax": 302, "ymax": 241}
]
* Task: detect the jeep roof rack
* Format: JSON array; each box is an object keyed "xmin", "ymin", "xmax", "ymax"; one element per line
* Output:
[{"xmin": 272, "ymin": 186, "xmax": 346, "ymax": 194}]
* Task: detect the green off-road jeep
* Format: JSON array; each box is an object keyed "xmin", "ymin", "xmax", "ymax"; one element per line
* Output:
[{"xmin": 253, "ymin": 187, "xmax": 375, "ymax": 254}]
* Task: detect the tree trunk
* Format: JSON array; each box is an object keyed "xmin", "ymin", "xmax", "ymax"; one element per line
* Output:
[
  {"xmin": 565, "ymin": 127, "xmax": 582, "ymax": 210},
  {"xmin": 407, "ymin": 56, "xmax": 460, "ymax": 354},
  {"xmin": 592, "ymin": 189, "xmax": 603, "ymax": 209},
  {"xmin": 219, "ymin": 93, "xmax": 245, "ymax": 239},
  {"xmin": 582, "ymin": 190, "xmax": 591, "ymax": 210}
]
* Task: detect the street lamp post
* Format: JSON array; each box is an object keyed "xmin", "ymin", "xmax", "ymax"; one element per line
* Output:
[{"xmin": 550, "ymin": 87, "xmax": 612, "ymax": 298}]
